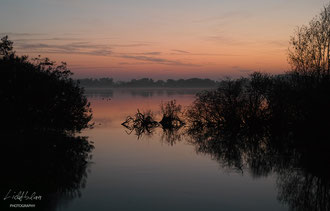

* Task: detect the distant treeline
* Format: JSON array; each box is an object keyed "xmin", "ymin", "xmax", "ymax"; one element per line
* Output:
[{"xmin": 77, "ymin": 78, "xmax": 219, "ymax": 88}]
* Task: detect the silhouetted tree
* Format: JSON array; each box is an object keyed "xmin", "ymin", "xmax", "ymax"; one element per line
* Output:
[
  {"xmin": 288, "ymin": 3, "xmax": 330, "ymax": 78},
  {"xmin": 0, "ymin": 36, "xmax": 92, "ymax": 133}
]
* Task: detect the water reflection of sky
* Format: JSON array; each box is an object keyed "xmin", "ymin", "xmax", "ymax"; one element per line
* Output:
[{"xmin": 65, "ymin": 89, "xmax": 287, "ymax": 211}]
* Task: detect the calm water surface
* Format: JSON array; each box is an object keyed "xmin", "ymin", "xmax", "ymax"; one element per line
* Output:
[{"xmin": 62, "ymin": 88, "xmax": 288, "ymax": 211}]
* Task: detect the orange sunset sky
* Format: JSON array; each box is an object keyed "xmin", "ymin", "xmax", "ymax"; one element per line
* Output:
[{"xmin": 1, "ymin": 0, "xmax": 328, "ymax": 80}]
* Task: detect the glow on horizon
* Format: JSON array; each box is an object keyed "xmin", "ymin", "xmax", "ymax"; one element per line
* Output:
[{"xmin": 0, "ymin": 0, "xmax": 328, "ymax": 80}]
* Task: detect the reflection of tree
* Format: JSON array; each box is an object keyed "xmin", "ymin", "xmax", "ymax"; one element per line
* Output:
[
  {"xmin": 186, "ymin": 114, "xmax": 330, "ymax": 210},
  {"xmin": 0, "ymin": 132, "xmax": 94, "ymax": 211},
  {"xmin": 160, "ymin": 128, "xmax": 184, "ymax": 146},
  {"xmin": 277, "ymin": 169, "xmax": 330, "ymax": 211},
  {"xmin": 186, "ymin": 125, "xmax": 271, "ymax": 175}
]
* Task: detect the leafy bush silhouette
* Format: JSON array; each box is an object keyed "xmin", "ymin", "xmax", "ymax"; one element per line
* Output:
[{"xmin": 0, "ymin": 36, "xmax": 92, "ymax": 133}]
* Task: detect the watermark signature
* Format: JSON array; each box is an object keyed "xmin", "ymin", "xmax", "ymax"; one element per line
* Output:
[{"xmin": 3, "ymin": 189, "xmax": 42, "ymax": 209}]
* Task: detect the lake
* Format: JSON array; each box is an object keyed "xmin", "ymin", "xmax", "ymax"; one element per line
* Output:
[{"xmin": 61, "ymin": 88, "xmax": 288, "ymax": 211}]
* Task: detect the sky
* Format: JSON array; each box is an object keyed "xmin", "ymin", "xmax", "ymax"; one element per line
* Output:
[{"xmin": 0, "ymin": 0, "xmax": 328, "ymax": 80}]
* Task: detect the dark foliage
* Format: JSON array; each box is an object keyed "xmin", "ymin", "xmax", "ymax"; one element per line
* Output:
[
  {"xmin": 187, "ymin": 72, "xmax": 330, "ymax": 136},
  {"xmin": 288, "ymin": 3, "xmax": 330, "ymax": 78},
  {"xmin": 0, "ymin": 36, "xmax": 93, "ymax": 133}
]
